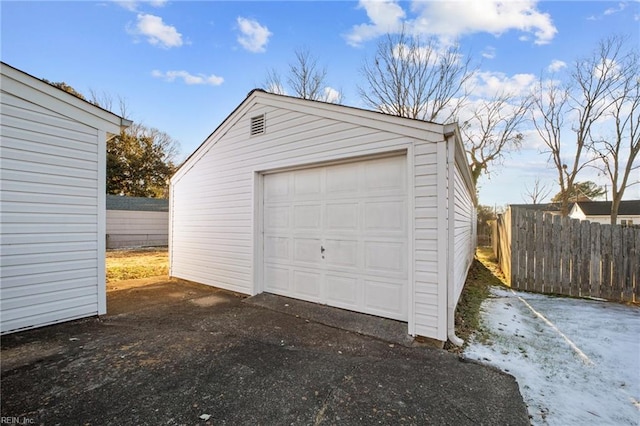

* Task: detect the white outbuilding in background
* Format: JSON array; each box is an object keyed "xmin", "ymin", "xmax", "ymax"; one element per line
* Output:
[
  {"xmin": 0, "ymin": 62, "xmax": 130, "ymax": 334},
  {"xmin": 169, "ymin": 90, "xmax": 476, "ymax": 344}
]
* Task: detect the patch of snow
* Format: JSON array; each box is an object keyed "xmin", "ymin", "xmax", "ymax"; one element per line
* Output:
[{"xmin": 464, "ymin": 287, "xmax": 640, "ymax": 425}]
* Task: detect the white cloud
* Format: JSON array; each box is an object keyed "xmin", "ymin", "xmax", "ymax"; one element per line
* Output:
[
  {"xmin": 116, "ymin": 0, "xmax": 167, "ymax": 12},
  {"xmin": 345, "ymin": 0, "xmax": 405, "ymax": 46},
  {"xmin": 470, "ymin": 71, "xmax": 537, "ymax": 98},
  {"xmin": 547, "ymin": 59, "xmax": 567, "ymax": 72},
  {"xmin": 346, "ymin": 0, "xmax": 557, "ymax": 46},
  {"xmin": 604, "ymin": 2, "xmax": 627, "ymax": 16},
  {"xmin": 323, "ymin": 87, "xmax": 342, "ymax": 103},
  {"xmin": 152, "ymin": 70, "xmax": 224, "ymax": 86},
  {"xmin": 236, "ymin": 17, "xmax": 272, "ymax": 53},
  {"xmin": 133, "ymin": 13, "xmax": 183, "ymax": 48},
  {"xmin": 482, "ymin": 46, "xmax": 496, "ymax": 59}
]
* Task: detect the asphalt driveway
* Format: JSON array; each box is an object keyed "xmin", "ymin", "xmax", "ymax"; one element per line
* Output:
[{"xmin": 1, "ymin": 279, "xmax": 529, "ymax": 425}]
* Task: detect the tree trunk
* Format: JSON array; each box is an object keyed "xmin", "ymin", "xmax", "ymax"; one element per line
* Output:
[{"xmin": 610, "ymin": 194, "xmax": 621, "ymax": 225}]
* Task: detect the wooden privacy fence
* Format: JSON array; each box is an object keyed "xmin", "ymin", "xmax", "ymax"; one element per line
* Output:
[{"xmin": 493, "ymin": 207, "xmax": 639, "ymax": 303}]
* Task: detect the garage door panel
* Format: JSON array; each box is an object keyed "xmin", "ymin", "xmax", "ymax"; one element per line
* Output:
[
  {"xmin": 364, "ymin": 201, "xmax": 406, "ymax": 233},
  {"xmin": 294, "ymin": 168, "xmax": 322, "ymax": 196},
  {"xmin": 324, "ymin": 239, "xmax": 359, "ymax": 269},
  {"xmin": 364, "ymin": 241, "xmax": 406, "ymax": 276},
  {"xmin": 325, "ymin": 202, "xmax": 359, "ymax": 231},
  {"xmin": 263, "ymin": 155, "xmax": 408, "ymax": 321},
  {"xmin": 293, "ymin": 204, "xmax": 322, "ymax": 230},
  {"xmin": 293, "ymin": 238, "xmax": 322, "ymax": 265},
  {"xmin": 265, "ymin": 206, "xmax": 290, "ymax": 230},
  {"xmin": 265, "ymin": 266, "xmax": 290, "ymax": 292},
  {"xmin": 264, "ymin": 236, "xmax": 290, "ymax": 262},
  {"xmin": 293, "ymin": 270, "xmax": 321, "ymax": 299},
  {"xmin": 325, "ymin": 274, "xmax": 359, "ymax": 306},
  {"xmin": 364, "ymin": 157, "xmax": 405, "ymax": 193},
  {"xmin": 326, "ymin": 163, "xmax": 359, "ymax": 195},
  {"xmin": 265, "ymin": 173, "xmax": 291, "ymax": 200},
  {"xmin": 364, "ymin": 279, "xmax": 406, "ymax": 320}
]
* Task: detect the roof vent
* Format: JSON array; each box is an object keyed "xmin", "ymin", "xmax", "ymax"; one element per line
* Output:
[{"xmin": 250, "ymin": 114, "xmax": 265, "ymax": 136}]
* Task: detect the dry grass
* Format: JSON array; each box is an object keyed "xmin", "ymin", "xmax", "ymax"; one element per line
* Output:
[{"xmin": 106, "ymin": 248, "xmax": 169, "ymax": 283}]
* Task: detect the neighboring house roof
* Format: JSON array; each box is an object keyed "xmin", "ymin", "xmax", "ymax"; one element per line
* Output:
[
  {"xmin": 106, "ymin": 195, "xmax": 169, "ymax": 212},
  {"xmin": 1, "ymin": 61, "xmax": 131, "ymax": 136},
  {"xmin": 574, "ymin": 200, "xmax": 640, "ymax": 216},
  {"xmin": 510, "ymin": 203, "xmax": 568, "ymax": 213}
]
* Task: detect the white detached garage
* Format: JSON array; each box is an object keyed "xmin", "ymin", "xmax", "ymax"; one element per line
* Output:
[
  {"xmin": 170, "ymin": 90, "xmax": 476, "ymax": 344},
  {"xmin": 0, "ymin": 62, "xmax": 129, "ymax": 334}
]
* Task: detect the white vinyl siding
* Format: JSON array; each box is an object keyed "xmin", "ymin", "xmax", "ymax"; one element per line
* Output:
[
  {"xmin": 170, "ymin": 92, "xmax": 475, "ymax": 341},
  {"xmin": 0, "ymin": 91, "xmax": 100, "ymax": 333},
  {"xmin": 171, "ymin": 104, "xmax": 439, "ymax": 293},
  {"xmin": 106, "ymin": 210, "xmax": 168, "ymax": 248},
  {"xmin": 0, "ymin": 63, "xmax": 122, "ymax": 334},
  {"xmin": 451, "ymin": 162, "xmax": 476, "ymax": 307}
]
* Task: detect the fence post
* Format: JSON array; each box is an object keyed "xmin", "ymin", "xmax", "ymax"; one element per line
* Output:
[{"xmin": 547, "ymin": 214, "xmax": 559, "ymax": 293}]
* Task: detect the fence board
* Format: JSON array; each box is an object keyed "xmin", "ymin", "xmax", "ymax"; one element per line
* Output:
[
  {"xmin": 492, "ymin": 207, "xmax": 639, "ymax": 303},
  {"xmin": 589, "ymin": 222, "xmax": 601, "ymax": 298},
  {"xmin": 611, "ymin": 226, "xmax": 623, "ymax": 300},
  {"xmin": 623, "ymin": 228, "xmax": 634, "ymax": 302},
  {"xmin": 560, "ymin": 214, "xmax": 571, "ymax": 294},
  {"xmin": 570, "ymin": 219, "xmax": 581, "ymax": 297},
  {"xmin": 601, "ymin": 225, "xmax": 613, "ymax": 299},
  {"xmin": 580, "ymin": 222, "xmax": 591, "ymax": 297},
  {"xmin": 546, "ymin": 215, "xmax": 563, "ymax": 293}
]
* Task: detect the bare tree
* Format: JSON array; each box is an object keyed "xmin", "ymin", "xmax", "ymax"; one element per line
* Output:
[
  {"xmin": 262, "ymin": 47, "xmax": 343, "ymax": 103},
  {"xmin": 461, "ymin": 91, "xmax": 533, "ymax": 185},
  {"xmin": 590, "ymin": 42, "xmax": 640, "ymax": 224},
  {"xmin": 523, "ymin": 178, "xmax": 553, "ymax": 204},
  {"xmin": 533, "ymin": 36, "xmax": 627, "ymax": 215},
  {"xmin": 89, "ymin": 89, "xmax": 131, "ymax": 119},
  {"xmin": 359, "ymin": 29, "xmax": 473, "ymax": 123}
]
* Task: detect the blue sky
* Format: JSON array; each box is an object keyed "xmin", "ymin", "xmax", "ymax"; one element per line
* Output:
[{"xmin": 2, "ymin": 0, "xmax": 639, "ymax": 206}]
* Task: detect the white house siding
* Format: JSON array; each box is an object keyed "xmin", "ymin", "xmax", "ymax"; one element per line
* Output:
[
  {"xmin": 106, "ymin": 210, "xmax": 168, "ymax": 248},
  {"xmin": 0, "ymin": 62, "xmax": 124, "ymax": 334},
  {"xmin": 451, "ymin": 162, "xmax": 475, "ymax": 305},
  {"xmin": 171, "ymin": 93, "xmax": 451, "ymax": 339},
  {"xmin": 0, "ymin": 92, "xmax": 101, "ymax": 333}
]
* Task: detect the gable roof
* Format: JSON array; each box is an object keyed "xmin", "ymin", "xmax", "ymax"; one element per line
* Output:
[
  {"xmin": 106, "ymin": 195, "xmax": 169, "ymax": 212},
  {"xmin": 1, "ymin": 61, "xmax": 131, "ymax": 136},
  {"xmin": 575, "ymin": 200, "xmax": 640, "ymax": 216},
  {"xmin": 174, "ymin": 89, "xmax": 470, "ymax": 185}
]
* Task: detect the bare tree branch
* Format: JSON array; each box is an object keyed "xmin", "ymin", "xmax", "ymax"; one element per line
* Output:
[
  {"xmin": 523, "ymin": 178, "xmax": 553, "ymax": 204},
  {"xmin": 358, "ymin": 28, "xmax": 474, "ymax": 123},
  {"xmin": 588, "ymin": 36, "xmax": 640, "ymax": 224}
]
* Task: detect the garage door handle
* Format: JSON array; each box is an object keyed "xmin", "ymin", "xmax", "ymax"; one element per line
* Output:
[{"xmin": 320, "ymin": 246, "xmax": 325, "ymax": 253}]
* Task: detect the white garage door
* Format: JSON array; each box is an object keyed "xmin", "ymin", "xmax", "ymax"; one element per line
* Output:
[{"xmin": 263, "ymin": 155, "xmax": 408, "ymax": 321}]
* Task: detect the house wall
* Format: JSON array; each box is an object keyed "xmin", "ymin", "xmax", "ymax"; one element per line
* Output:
[
  {"xmin": 583, "ymin": 215, "xmax": 639, "ymax": 225},
  {"xmin": 106, "ymin": 210, "xmax": 168, "ymax": 248},
  {"xmin": 451, "ymin": 159, "xmax": 476, "ymax": 307},
  {"xmin": 0, "ymin": 81, "xmax": 104, "ymax": 333},
  {"xmin": 170, "ymin": 94, "xmax": 450, "ymax": 340}
]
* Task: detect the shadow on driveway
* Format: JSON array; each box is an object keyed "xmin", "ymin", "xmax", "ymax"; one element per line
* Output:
[{"xmin": 1, "ymin": 279, "xmax": 529, "ymax": 425}]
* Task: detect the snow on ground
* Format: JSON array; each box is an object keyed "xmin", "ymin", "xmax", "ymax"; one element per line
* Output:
[{"xmin": 464, "ymin": 287, "xmax": 640, "ymax": 425}]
